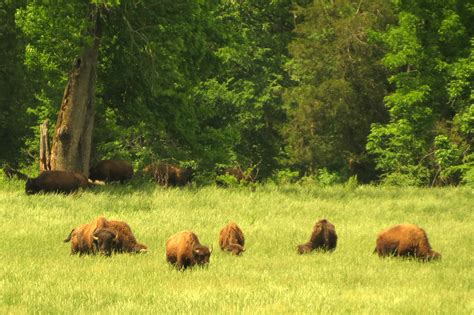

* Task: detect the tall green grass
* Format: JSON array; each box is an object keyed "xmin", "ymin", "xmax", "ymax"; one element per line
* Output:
[{"xmin": 1, "ymin": 179, "xmax": 473, "ymax": 314}]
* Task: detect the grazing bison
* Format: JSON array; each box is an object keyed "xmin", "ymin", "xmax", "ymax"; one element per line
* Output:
[
  {"xmin": 25, "ymin": 170, "xmax": 88, "ymax": 194},
  {"xmin": 104, "ymin": 220, "xmax": 148, "ymax": 254},
  {"xmin": 64, "ymin": 216, "xmax": 108, "ymax": 255},
  {"xmin": 375, "ymin": 224, "xmax": 441, "ymax": 261},
  {"xmin": 297, "ymin": 219, "xmax": 338, "ymax": 254},
  {"xmin": 143, "ymin": 163, "xmax": 193, "ymax": 186},
  {"xmin": 165, "ymin": 231, "xmax": 212, "ymax": 270},
  {"xmin": 219, "ymin": 222, "xmax": 245, "ymax": 255},
  {"xmin": 89, "ymin": 159, "xmax": 133, "ymax": 183},
  {"xmin": 64, "ymin": 217, "xmax": 147, "ymax": 256}
]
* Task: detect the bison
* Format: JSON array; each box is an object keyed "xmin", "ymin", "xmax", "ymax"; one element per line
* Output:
[
  {"xmin": 219, "ymin": 222, "xmax": 245, "ymax": 255},
  {"xmin": 89, "ymin": 159, "xmax": 134, "ymax": 183},
  {"xmin": 25, "ymin": 170, "xmax": 88, "ymax": 194},
  {"xmin": 165, "ymin": 231, "xmax": 212, "ymax": 270},
  {"xmin": 297, "ymin": 219, "xmax": 337, "ymax": 254},
  {"xmin": 64, "ymin": 216, "xmax": 108, "ymax": 255},
  {"xmin": 143, "ymin": 163, "xmax": 192, "ymax": 186},
  {"xmin": 375, "ymin": 224, "xmax": 441, "ymax": 261},
  {"xmin": 64, "ymin": 217, "xmax": 147, "ymax": 256},
  {"xmin": 105, "ymin": 220, "xmax": 148, "ymax": 254}
]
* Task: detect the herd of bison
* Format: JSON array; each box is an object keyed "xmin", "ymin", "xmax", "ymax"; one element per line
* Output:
[{"xmin": 4, "ymin": 159, "xmax": 441, "ymax": 270}]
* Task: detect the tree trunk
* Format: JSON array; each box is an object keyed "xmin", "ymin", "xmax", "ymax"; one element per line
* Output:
[
  {"xmin": 50, "ymin": 5, "xmax": 101, "ymax": 176},
  {"xmin": 39, "ymin": 120, "xmax": 51, "ymax": 171}
]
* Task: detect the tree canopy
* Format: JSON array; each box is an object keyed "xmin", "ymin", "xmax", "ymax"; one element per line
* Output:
[{"xmin": 0, "ymin": 0, "xmax": 472, "ymax": 186}]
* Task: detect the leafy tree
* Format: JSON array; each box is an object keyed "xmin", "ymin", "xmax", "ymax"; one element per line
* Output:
[
  {"xmin": 285, "ymin": 0, "xmax": 393, "ymax": 182},
  {"xmin": 367, "ymin": 0, "xmax": 473, "ymax": 185},
  {"xmin": 0, "ymin": 0, "xmax": 31, "ymax": 166}
]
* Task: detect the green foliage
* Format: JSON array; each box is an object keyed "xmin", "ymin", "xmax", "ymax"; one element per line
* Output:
[
  {"xmin": 367, "ymin": 0, "xmax": 473, "ymax": 186},
  {"xmin": 285, "ymin": 0, "xmax": 392, "ymax": 182}
]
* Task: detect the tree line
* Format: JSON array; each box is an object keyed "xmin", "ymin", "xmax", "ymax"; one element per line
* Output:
[{"xmin": 0, "ymin": 0, "xmax": 472, "ymax": 186}]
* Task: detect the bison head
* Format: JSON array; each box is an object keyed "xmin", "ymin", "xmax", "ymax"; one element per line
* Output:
[
  {"xmin": 25, "ymin": 178, "xmax": 37, "ymax": 195},
  {"xmin": 193, "ymin": 245, "xmax": 212, "ymax": 265},
  {"xmin": 93, "ymin": 228, "xmax": 119, "ymax": 256}
]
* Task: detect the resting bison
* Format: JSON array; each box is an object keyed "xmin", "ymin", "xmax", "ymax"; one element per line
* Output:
[
  {"xmin": 25, "ymin": 170, "xmax": 88, "ymax": 194},
  {"xmin": 165, "ymin": 231, "xmax": 212, "ymax": 270},
  {"xmin": 375, "ymin": 224, "xmax": 441, "ymax": 261},
  {"xmin": 297, "ymin": 219, "xmax": 337, "ymax": 254},
  {"xmin": 89, "ymin": 159, "xmax": 133, "ymax": 183},
  {"xmin": 64, "ymin": 216, "xmax": 108, "ymax": 255},
  {"xmin": 143, "ymin": 163, "xmax": 192, "ymax": 186},
  {"xmin": 219, "ymin": 222, "xmax": 245, "ymax": 255},
  {"xmin": 64, "ymin": 217, "xmax": 147, "ymax": 256}
]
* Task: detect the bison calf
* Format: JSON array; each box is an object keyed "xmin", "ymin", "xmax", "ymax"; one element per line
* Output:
[
  {"xmin": 219, "ymin": 222, "xmax": 245, "ymax": 255},
  {"xmin": 297, "ymin": 219, "xmax": 337, "ymax": 254},
  {"xmin": 26, "ymin": 170, "xmax": 88, "ymax": 194},
  {"xmin": 89, "ymin": 159, "xmax": 134, "ymax": 183},
  {"xmin": 166, "ymin": 231, "xmax": 212, "ymax": 270},
  {"xmin": 375, "ymin": 224, "xmax": 441, "ymax": 261}
]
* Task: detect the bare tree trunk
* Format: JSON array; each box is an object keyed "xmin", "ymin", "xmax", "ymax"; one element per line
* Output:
[
  {"xmin": 39, "ymin": 120, "xmax": 51, "ymax": 171},
  {"xmin": 50, "ymin": 5, "xmax": 101, "ymax": 176}
]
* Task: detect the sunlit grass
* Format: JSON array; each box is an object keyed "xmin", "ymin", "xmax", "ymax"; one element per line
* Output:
[{"xmin": 1, "ymin": 179, "xmax": 473, "ymax": 313}]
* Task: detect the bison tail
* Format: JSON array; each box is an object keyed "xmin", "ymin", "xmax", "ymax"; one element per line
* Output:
[
  {"xmin": 63, "ymin": 229, "xmax": 75, "ymax": 242},
  {"xmin": 373, "ymin": 247, "xmax": 377, "ymax": 254}
]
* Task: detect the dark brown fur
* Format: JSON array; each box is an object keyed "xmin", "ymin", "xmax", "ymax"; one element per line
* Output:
[
  {"xmin": 25, "ymin": 170, "xmax": 88, "ymax": 194},
  {"xmin": 104, "ymin": 220, "xmax": 148, "ymax": 253},
  {"xmin": 297, "ymin": 219, "xmax": 337, "ymax": 254},
  {"xmin": 63, "ymin": 216, "xmax": 108, "ymax": 255},
  {"xmin": 165, "ymin": 231, "xmax": 211, "ymax": 270},
  {"xmin": 143, "ymin": 163, "xmax": 192, "ymax": 186},
  {"xmin": 89, "ymin": 160, "xmax": 134, "ymax": 183},
  {"xmin": 375, "ymin": 224, "xmax": 441, "ymax": 261},
  {"xmin": 219, "ymin": 222, "xmax": 245, "ymax": 255}
]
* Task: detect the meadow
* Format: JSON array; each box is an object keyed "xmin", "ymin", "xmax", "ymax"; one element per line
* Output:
[{"xmin": 1, "ymin": 178, "xmax": 473, "ymax": 314}]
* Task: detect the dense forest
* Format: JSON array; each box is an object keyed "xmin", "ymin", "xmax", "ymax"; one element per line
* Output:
[{"xmin": 0, "ymin": 0, "xmax": 472, "ymax": 186}]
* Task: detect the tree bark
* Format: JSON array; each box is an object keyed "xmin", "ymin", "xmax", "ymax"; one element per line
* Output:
[
  {"xmin": 50, "ymin": 5, "xmax": 101, "ymax": 176},
  {"xmin": 39, "ymin": 120, "xmax": 51, "ymax": 171}
]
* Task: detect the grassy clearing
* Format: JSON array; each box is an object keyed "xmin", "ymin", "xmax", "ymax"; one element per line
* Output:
[{"xmin": 1, "ymin": 179, "xmax": 473, "ymax": 314}]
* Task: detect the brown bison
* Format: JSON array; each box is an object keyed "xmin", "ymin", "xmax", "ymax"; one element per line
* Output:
[
  {"xmin": 165, "ymin": 231, "xmax": 212, "ymax": 270},
  {"xmin": 64, "ymin": 217, "xmax": 147, "ymax": 256},
  {"xmin": 64, "ymin": 216, "xmax": 108, "ymax": 255},
  {"xmin": 25, "ymin": 170, "xmax": 88, "ymax": 194},
  {"xmin": 89, "ymin": 159, "xmax": 134, "ymax": 183},
  {"xmin": 375, "ymin": 224, "xmax": 441, "ymax": 261},
  {"xmin": 143, "ymin": 163, "xmax": 193, "ymax": 186},
  {"xmin": 219, "ymin": 222, "xmax": 245, "ymax": 255},
  {"xmin": 297, "ymin": 219, "xmax": 338, "ymax": 254},
  {"xmin": 105, "ymin": 220, "xmax": 148, "ymax": 254}
]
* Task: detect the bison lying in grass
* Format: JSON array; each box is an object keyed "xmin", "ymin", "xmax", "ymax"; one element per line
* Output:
[
  {"xmin": 166, "ymin": 231, "xmax": 212, "ymax": 270},
  {"xmin": 64, "ymin": 216, "xmax": 147, "ymax": 256},
  {"xmin": 25, "ymin": 170, "xmax": 88, "ymax": 194},
  {"xmin": 375, "ymin": 224, "xmax": 441, "ymax": 261},
  {"xmin": 297, "ymin": 219, "xmax": 337, "ymax": 254},
  {"xmin": 89, "ymin": 159, "xmax": 134, "ymax": 183},
  {"xmin": 219, "ymin": 222, "xmax": 245, "ymax": 255}
]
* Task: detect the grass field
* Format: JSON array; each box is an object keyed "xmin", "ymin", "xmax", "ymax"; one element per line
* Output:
[{"xmin": 1, "ymin": 179, "xmax": 473, "ymax": 314}]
